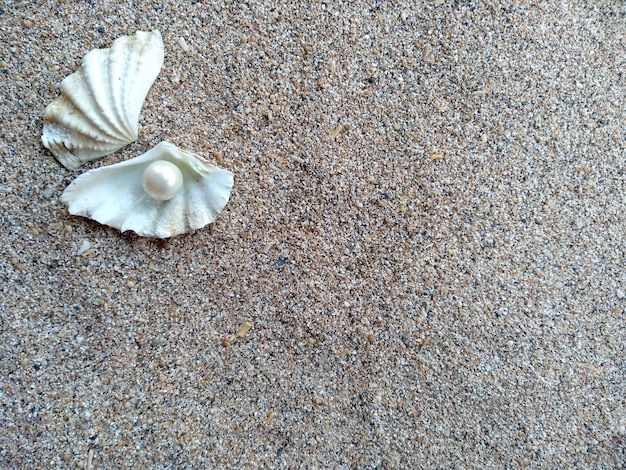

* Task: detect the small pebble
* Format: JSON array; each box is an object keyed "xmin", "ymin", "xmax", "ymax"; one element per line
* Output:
[
  {"xmin": 76, "ymin": 240, "xmax": 91, "ymax": 256},
  {"xmin": 179, "ymin": 36, "xmax": 191, "ymax": 52},
  {"xmin": 23, "ymin": 19, "xmax": 33, "ymax": 28},
  {"xmin": 42, "ymin": 186, "xmax": 55, "ymax": 198},
  {"xmin": 237, "ymin": 322, "xmax": 253, "ymax": 337},
  {"xmin": 329, "ymin": 124, "xmax": 344, "ymax": 141}
]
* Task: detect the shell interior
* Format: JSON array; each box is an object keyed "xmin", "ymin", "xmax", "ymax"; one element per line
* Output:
[{"xmin": 61, "ymin": 141, "xmax": 234, "ymax": 238}]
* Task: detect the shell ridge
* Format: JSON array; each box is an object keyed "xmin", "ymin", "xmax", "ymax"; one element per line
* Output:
[
  {"xmin": 81, "ymin": 48, "xmax": 131, "ymax": 140},
  {"xmin": 42, "ymin": 132, "xmax": 124, "ymax": 169},
  {"xmin": 44, "ymin": 133, "xmax": 123, "ymax": 155},
  {"xmin": 120, "ymin": 41, "xmax": 141, "ymax": 137},
  {"xmin": 113, "ymin": 31, "xmax": 163, "ymax": 139},
  {"xmin": 43, "ymin": 102, "xmax": 128, "ymax": 146},
  {"xmin": 123, "ymin": 34, "xmax": 157, "ymax": 134},
  {"xmin": 121, "ymin": 38, "xmax": 152, "ymax": 136},
  {"xmin": 109, "ymin": 35, "xmax": 137, "ymax": 140},
  {"xmin": 57, "ymin": 68, "xmax": 127, "ymax": 142}
]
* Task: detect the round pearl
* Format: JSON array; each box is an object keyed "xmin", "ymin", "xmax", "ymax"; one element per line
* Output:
[{"xmin": 141, "ymin": 160, "xmax": 183, "ymax": 201}]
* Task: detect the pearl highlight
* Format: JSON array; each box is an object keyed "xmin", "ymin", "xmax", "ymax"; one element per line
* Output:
[{"xmin": 141, "ymin": 160, "xmax": 183, "ymax": 201}]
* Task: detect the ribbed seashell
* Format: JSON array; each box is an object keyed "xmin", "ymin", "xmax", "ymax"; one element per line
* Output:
[
  {"xmin": 61, "ymin": 141, "xmax": 234, "ymax": 238},
  {"xmin": 42, "ymin": 30, "xmax": 164, "ymax": 170}
]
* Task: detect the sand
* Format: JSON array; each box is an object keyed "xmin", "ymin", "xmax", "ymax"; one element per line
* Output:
[{"xmin": 1, "ymin": 1, "xmax": 625, "ymax": 468}]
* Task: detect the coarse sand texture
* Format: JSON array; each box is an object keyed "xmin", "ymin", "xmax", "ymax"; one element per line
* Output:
[{"xmin": 1, "ymin": 2, "xmax": 625, "ymax": 468}]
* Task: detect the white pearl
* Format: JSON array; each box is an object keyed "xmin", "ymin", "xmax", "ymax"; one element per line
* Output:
[{"xmin": 141, "ymin": 160, "xmax": 183, "ymax": 201}]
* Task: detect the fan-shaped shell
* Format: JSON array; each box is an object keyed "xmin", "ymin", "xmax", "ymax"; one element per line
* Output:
[
  {"xmin": 61, "ymin": 141, "xmax": 234, "ymax": 238},
  {"xmin": 42, "ymin": 30, "xmax": 164, "ymax": 170}
]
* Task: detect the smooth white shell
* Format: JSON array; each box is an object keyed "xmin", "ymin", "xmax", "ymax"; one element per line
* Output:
[
  {"xmin": 42, "ymin": 31, "xmax": 164, "ymax": 170},
  {"xmin": 61, "ymin": 141, "xmax": 234, "ymax": 238}
]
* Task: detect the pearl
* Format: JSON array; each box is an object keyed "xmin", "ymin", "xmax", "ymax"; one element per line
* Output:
[{"xmin": 141, "ymin": 160, "xmax": 183, "ymax": 201}]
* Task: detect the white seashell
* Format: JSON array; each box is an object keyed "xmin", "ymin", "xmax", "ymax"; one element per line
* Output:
[
  {"xmin": 42, "ymin": 30, "xmax": 164, "ymax": 170},
  {"xmin": 61, "ymin": 141, "xmax": 234, "ymax": 238}
]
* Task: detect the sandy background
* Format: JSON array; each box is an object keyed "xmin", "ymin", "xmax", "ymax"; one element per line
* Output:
[{"xmin": 1, "ymin": 1, "xmax": 625, "ymax": 468}]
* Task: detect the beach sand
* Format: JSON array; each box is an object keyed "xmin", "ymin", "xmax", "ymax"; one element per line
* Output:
[{"xmin": 1, "ymin": 1, "xmax": 625, "ymax": 468}]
